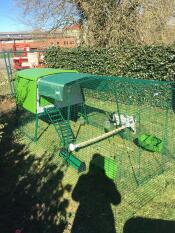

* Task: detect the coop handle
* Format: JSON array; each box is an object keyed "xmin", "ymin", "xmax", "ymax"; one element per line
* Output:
[{"xmin": 69, "ymin": 125, "xmax": 127, "ymax": 151}]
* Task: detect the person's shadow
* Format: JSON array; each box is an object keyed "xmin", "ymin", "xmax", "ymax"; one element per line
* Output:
[
  {"xmin": 71, "ymin": 154, "xmax": 121, "ymax": 233},
  {"xmin": 123, "ymin": 217, "xmax": 175, "ymax": 233}
]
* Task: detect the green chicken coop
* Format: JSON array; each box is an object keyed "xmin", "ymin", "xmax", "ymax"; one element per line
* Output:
[{"xmin": 15, "ymin": 68, "xmax": 175, "ymax": 188}]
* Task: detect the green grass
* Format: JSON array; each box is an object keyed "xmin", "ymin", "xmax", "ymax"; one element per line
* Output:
[
  {"xmin": 8, "ymin": 96, "xmax": 174, "ymax": 233},
  {"xmin": 0, "ymin": 70, "xmax": 11, "ymax": 97}
]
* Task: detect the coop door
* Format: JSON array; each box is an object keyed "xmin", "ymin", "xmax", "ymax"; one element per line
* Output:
[{"xmin": 55, "ymin": 83, "xmax": 84, "ymax": 108}]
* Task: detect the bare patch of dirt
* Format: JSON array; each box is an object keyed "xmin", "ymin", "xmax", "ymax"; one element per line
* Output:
[{"xmin": 0, "ymin": 98, "xmax": 16, "ymax": 116}]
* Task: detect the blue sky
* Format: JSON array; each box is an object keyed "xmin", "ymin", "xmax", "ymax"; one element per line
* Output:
[{"xmin": 0, "ymin": 0, "xmax": 32, "ymax": 32}]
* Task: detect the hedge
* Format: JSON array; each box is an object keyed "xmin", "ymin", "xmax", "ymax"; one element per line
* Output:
[
  {"xmin": 44, "ymin": 46, "xmax": 175, "ymax": 109},
  {"xmin": 44, "ymin": 45, "xmax": 175, "ymax": 82}
]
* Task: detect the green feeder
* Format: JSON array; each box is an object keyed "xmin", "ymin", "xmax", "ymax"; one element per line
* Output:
[
  {"xmin": 59, "ymin": 149, "xmax": 86, "ymax": 173},
  {"xmin": 137, "ymin": 134, "xmax": 164, "ymax": 152},
  {"xmin": 92, "ymin": 156, "xmax": 117, "ymax": 180}
]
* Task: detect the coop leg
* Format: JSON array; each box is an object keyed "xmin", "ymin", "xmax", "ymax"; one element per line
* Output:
[{"xmin": 34, "ymin": 114, "xmax": 39, "ymax": 143}]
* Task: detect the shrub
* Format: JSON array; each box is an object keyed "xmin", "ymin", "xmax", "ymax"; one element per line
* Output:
[{"xmin": 44, "ymin": 45, "xmax": 175, "ymax": 82}]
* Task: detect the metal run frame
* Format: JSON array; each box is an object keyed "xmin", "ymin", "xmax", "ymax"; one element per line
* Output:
[{"xmin": 1, "ymin": 49, "xmax": 46, "ymax": 96}]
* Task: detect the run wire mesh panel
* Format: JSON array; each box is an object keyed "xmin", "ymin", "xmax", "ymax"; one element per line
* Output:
[
  {"xmin": 67, "ymin": 77, "xmax": 175, "ymax": 192},
  {"xmin": 15, "ymin": 70, "xmax": 175, "ymax": 198},
  {"xmin": 14, "ymin": 69, "xmax": 175, "ymax": 231}
]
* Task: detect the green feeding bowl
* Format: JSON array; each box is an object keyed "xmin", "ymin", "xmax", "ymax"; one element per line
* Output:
[{"xmin": 137, "ymin": 134, "xmax": 164, "ymax": 153}]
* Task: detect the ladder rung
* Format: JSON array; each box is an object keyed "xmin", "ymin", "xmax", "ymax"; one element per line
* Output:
[
  {"xmin": 50, "ymin": 114, "xmax": 62, "ymax": 118},
  {"xmin": 62, "ymin": 132, "xmax": 73, "ymax": 136},
  {"xmin": 47, "ymin": 109, "xmax": 58, "ymax": 113},
  {"xmin": 55, "ymin": 125, "xmax": 70, "ymax": 129},
  {"xmin": 52, "ymin": 119, "xmax": 62, "ymax": 123},
  {"xmin": 62, "ymin": 123, "xmax": 71, "ymax": 126},
  {"xmin": 45, "ymin": 107, "xmax": 75, "ymax": 144},
  {"xmin": 60, "ymin": 127, "xmax": 71, "ymax": 131},
  {"xmin": 62, "ymin": 135, "xmax": 73, "ymax": 139},
  {"xmin": 62, "ymin": 131, "xmax": 73, "ymax": 136}
]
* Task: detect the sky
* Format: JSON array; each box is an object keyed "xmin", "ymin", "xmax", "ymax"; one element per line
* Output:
[{"xmin": 0, "ymin": 0, "xmax": 32, "ymax": 32}]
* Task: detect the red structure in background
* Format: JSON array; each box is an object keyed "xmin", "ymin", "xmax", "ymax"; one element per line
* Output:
[
  {"xmin": 12, "ymin": 42, "xmax": 44, "ymax": 70},
  {"xmin": 13, "ymin": 43, "xmax": 30, "ymax": 70},
  {"xmin": 0, "ymin": 25, "xmax": 81, "ymax": 70}
]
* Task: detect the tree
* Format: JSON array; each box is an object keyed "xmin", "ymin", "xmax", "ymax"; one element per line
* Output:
[
  {"xmin": 16, "ymin": 0, "xmax": 78, "ymax": 29},
  {"xmin": 15, "ymin": 0, "xmax": 175, "ymax": 46}
]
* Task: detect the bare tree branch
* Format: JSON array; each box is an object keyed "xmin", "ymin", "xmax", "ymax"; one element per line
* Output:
[{"xmin": 15, "ymin": 0, "xmax": 175, "ymax": 46}]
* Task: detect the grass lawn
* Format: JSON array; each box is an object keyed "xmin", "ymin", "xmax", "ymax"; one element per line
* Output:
[
  {"xmin": 0, "ymin": 88, "xmax": 175, "ymax": 232},
  {"xmin": 0, "ymin": 69, "xmax": 11, "ymax": 97}
]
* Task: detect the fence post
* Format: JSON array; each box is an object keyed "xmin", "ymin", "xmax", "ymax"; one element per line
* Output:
[{"xmin": 3, "ymin": 51, "xmax": 14, "ymax": 96}]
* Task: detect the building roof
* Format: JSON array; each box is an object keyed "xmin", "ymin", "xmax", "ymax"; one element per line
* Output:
[{"xmin": 64, "ymin": 24, "xmax": 81, "ymax": 30}]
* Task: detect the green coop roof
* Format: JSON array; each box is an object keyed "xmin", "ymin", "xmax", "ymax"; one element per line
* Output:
[
  {"xmin": 38, "ymin": 72, "xmax": 96, "ymax": 101},
  {"xmin": 39, "ymin": 72, "xmax": 94, "ymax": 86},
  {"xmin": 15, "ymin": 68, "xmax": 78, "ymax": 81}
]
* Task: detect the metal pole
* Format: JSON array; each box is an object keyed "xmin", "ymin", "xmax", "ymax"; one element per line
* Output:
[
  {"xmin": 67, "ymin": 87, "xmax": 71, "ymax": 121},
  {"xmin": 34, "ymin": 113, "xmax": 39, "ymax": 143},
  {"xmin": 7, "ymin": 51, "xmax": 15, "ymax": 94},
  {"xmin": 3, "ymin": 52, "xmax": 14, "ymax": 95}
]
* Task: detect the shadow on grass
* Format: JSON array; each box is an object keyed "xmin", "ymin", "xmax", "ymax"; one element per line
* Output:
[
  {"xmin": 0, "ymin": 109, "xmax": 71, "ymax": 233},
  {"xmin": 123, "ymin": 217, "xmax": 175, "ymax": 233},
  {"xmin": 71, "ymin": 154, "xmax": 121, "ymax": 233}
]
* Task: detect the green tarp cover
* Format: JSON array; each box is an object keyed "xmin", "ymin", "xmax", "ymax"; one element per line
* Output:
[
  {"xmin": 15, "ymin": 68, "xmax": 78, "ymax": 81},
  {"xmin": 38, "ymin": 72, "xmax": 97, "ymax": 101}
]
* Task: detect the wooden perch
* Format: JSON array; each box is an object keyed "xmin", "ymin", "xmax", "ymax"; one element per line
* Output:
[{"xmin": 69, "ymin": 125, "xmax": 127, "ymax": 151}]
